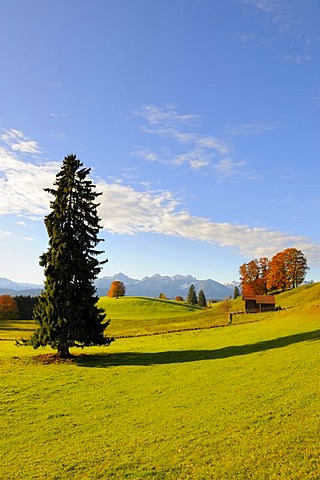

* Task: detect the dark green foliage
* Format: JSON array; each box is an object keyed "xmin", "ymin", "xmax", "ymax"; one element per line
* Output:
[
  {"xmin": 29, "ymin": 154, "xmax": 113, "ymax": 357},
  {"xmin": 187, "ymin": 284, "xmax": 198, "ymax": 305},
  {"xmin": 233, "ymin": 286, "xmax": 240, "ymax": 300},
  {"xmin": 14, "ymin": 295, "xmax": 39, "ymax": 320},
  {"xmin": 198, "ymin": 289, "xmax": 207, "ymax": 308}
]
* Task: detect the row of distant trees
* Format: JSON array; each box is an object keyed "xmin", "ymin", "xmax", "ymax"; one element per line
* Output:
[
  {"xmin": 0, "ymin": 295, "xmax": 38, "ymax": 321},
  {"xmin": 160, "ymin": 285, "xmax": 207, "ymax": 307},
  {"xmin": 159, "ymin": 293, "xmax": 187, "ymax": 302},
  {"xmin": 240, "ymin": 247, "xmax": 308, "ymax": 296},
  {"xmin": 159, "ymin": 285, "xmax": 208, "ymax": 307}
]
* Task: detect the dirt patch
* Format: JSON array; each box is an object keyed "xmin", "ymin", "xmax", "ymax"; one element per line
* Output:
[{"xmin": 34, "ymin": 353, "xmax": 77, "ymax": 364}]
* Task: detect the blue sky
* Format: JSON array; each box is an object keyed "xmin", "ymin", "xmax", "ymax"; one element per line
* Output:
[{"xmin": 0, "ymin": 0, "xmax": 320, "ymax": 284}]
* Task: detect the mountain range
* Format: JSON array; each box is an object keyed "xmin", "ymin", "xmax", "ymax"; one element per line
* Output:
[
  {"xmin": 0, "ymin": 274, "xmax": 238, "ymax": 300},
  {"xmin": 0, "ymin": 277, "xmax": 44, "ymax": 296}
]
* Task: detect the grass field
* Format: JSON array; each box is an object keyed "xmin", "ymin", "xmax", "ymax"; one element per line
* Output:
[
  {"xmin": 1, "ymin": 285, "xmax": 320, "ymax": 479},
  {"xmin": 98, "ymin": 296, "xmax": 204, "ymax": 320},
  {"xmin": 0, "ymin": 296, "xmax": 223, "ymax": 341},
  {"xmin": 99, "ymin": 296, "xmax": 211, "ymax": 337}
]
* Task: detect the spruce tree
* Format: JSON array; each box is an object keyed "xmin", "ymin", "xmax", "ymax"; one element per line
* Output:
[
  {"xmin": 30, "ymin": 154, "xmax": 113, "ymax": 358},
  {"xmin": 187, "ymin": 284, "xmax": 198, "ymax": 305},
  {"xmin": 233, "ymin": 286, "xmax": 240, "ymax": 299},
  {"xmin": 198, "ymin": 289, "xmax": 207, "ymax": 308}
]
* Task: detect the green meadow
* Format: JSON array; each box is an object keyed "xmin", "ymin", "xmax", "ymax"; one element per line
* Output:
[
  {"xmin": 2, "ymin": 285, "xmax": 320, "ymax": 479},
  {"xmin": 98, "ymin": 296, "xmax": 220, "ymax": 337}
]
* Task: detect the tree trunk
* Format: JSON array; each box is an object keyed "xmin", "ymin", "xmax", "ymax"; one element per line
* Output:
[{"xmin": 57, "ymin": 342, "xmax": 71, "ymax": 358}]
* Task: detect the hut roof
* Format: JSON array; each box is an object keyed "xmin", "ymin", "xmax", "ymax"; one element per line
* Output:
[{"xmin": 243, "ymin": 295, "xmax": 275, "ymax": 304}]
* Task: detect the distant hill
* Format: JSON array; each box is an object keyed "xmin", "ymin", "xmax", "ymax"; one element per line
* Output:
[
  {"xmin": 0, "ymin": 277, "xmax": 43, "ymax": 296},
  {"xmin": 0, "ymin": 273, "xmax": 237, "ymax": 299}
]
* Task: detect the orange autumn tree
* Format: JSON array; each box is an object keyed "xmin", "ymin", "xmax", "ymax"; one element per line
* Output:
[
  {"xmin": 108, "ymin": 280, "xmax": 126, "ymax": 299},
  {"xmin": 239, "ymin": 258, "xmax": 269, "ymax": 296},
  {"xmin": 0, "ymin": 295, "xmax": 19, "ymax": 320},
  {"xmin": 175, "ymin": 296, "xmax": 184, "ymax": 302},
  {"xmin": 240, "ymin": 248, "xmax": 308, "ymax": 295},
  {"xmin": 266, "ymin": 248, "xmax": 308, "ymax": 291}
]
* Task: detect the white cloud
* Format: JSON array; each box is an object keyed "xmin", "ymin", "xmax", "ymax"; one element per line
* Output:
[
  {"xmin": 241, "ymin": 0, "xmax": 320, "ymax": 45},
  {"xmin": 226, "ymin": 122, "xmax": 278, "ymax": 136},
  {"xmin": 134, "ymin": 149, "xmax": 161, "ymax": 163},
  {"xmin": 0, "ymin": 230, "xmax": 12, "ymax": 238},
  {"xmin": 283, "ymin": 54, "xmax": 312, "ymax": 64},
  {"xmin": 242, "ymin": 0, "xmax": 283, "ymax": 14},
  {"xmin": 0, "ymin": 129, "xmax": 41, "ymax": 154},
  {"xmin": 141, "ymin": 125, "xmax": 229, "ymax": 155},
  {"xmin": 238, "ymin": 33, "xmax": 256, "ymax": 42},
  {"xmin": 50, "ymin": 132, "xmax": 66, "ymax": 140},
  {"xmin": 214, "ymin": 158, "xmax": 247, "ymax": 178},
  {"xmin": 135, "ymin": 104, "xmax": 232, "ymax": 174},
  {"xmin": 1, "ymin": 144, "xmax": 319, "ymax": 268},
  {"xmin": 0, "ymin": 146, "xmax": 58, "ymax": 216},
  {"xmin": 1, "ymin": 129, "xmax": 24, "ymax": 143},
  {"xmin": 174, "ymin": 150, "xmax": 213, "ymax": 169},
  {"xmin": 134, "ymin": 147, "xmax": 213, "ymax": 170},
  {"xmin": 11, "ymin": 140, "xmax": 41, "ymax": 154},
  {"xmin": 137, "ymin": 105, "xmax": 229, "ymax": 153},
  {"xmin": 189, "ymin": 159, "xmax": 211, "ymax": 170},
  {"xmin": 195, "ymin": 136, "xmax": 229, "ymax": 154},
  {"xmin": 97, "ymin": 179, "xmax": 320, "ymax": 263},
  {"xmin": 135, "ymin": 104, "xmax": 199, "ymax": 125}
]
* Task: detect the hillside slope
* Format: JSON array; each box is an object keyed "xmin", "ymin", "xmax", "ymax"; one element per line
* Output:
[
  {"xmin": 98, "ymin": 296, "xmax": 204, "ymax": 320},
  {"xmin": 276, "ymin": 282, "xmax": 320, "ymax": 308},
  {"xmin": 2, "ymin": 292, "xmax": 320, "ymax": 479}
]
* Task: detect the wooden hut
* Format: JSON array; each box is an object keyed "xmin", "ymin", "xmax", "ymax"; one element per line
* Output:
[{"xmin": 244, "ymin": 295, "xmax": 275, "ymax": 314}]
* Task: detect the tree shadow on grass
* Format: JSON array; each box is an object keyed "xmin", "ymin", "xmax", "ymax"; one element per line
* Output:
[
  {"xmin": 0, "ymin": 326, "xmax": 34, "ymax": 331},
  {"xmin": 75, "ymin": 328, "xmax": 320, "ymax": 368}
]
